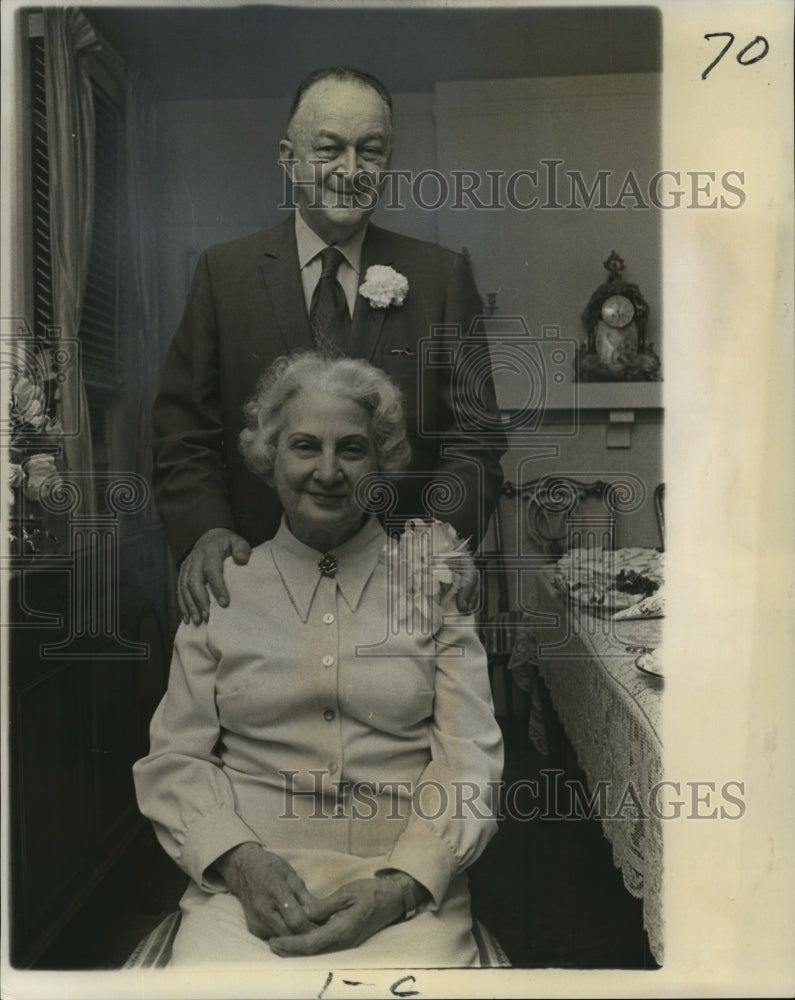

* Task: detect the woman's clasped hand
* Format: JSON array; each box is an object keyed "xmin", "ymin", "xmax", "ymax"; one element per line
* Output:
[
  {"xmin": 214, "ymin": 842, "xmax": 410, "ymax": 955},
  {"xmin": 213, "ymin": 843, "xmax": 332, "ymax": 938}
]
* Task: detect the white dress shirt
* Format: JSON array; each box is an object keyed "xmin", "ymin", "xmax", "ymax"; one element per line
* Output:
[{"xmin": 294, "ymin": 209, "xmax": 367, "ymax": 318}]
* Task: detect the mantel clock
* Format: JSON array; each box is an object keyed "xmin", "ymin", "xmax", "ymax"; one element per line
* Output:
[{"xmin": 577, "ymin": 251, "xmax": 661, "ymax": 382}]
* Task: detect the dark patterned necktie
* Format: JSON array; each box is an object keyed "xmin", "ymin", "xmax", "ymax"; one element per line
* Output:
[{"xmin": 309, "ymin": 246, "xmax": 351, "ymax": 358}]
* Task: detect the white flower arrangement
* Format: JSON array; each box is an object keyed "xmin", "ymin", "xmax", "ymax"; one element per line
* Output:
[
  {"xmin": 6, "ymin": 359, "xmax": 64, "ymax": 553},
  {"xmin": 359, "ymin": 265, "xmax": 409, "ymax": 309},
  {"xmin": 381, "ymin": 518, "xmax": 470, "ymax": 635},
  {"xmin": 7, "ymin": 367, "xmax": 64, "ymax": 505}
]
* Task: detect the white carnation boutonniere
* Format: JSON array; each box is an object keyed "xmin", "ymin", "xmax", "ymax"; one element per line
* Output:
[
  {"xmin": 359, "ymin": 265, "xmax": 408, "ymax": 309},
  {"xmin": 381, "ymin": 518, "xmax": 471, "ymax": 635}
]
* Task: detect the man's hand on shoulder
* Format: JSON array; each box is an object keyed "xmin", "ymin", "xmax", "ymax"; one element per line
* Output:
[{"xmin": 178, "ymin": 528, "xmax": 251, "ymax": 625}]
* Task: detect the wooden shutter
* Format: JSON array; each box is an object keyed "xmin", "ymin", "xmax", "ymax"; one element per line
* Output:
[
  {"xmin": 79, "ymin": 79, "xmax": 123, "ymax": 390},
  {"xmin": 30, "ymin": 33, "xmax": 54, "ymax": 338}
]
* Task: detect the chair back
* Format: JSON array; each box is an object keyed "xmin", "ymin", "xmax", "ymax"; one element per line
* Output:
[
  {"xmin": 477, "ymin": 473, "xmax": 659, "ymax": 715},
  {"xmin": 481, "ymin": 473, "xmax": 659, "ymax": 614},
  {"xmin": 654, "ymin": 482, "xmax": 665, "ymax": 551}
]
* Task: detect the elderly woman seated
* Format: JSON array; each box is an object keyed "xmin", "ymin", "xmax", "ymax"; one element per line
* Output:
[{"xmin": 133, "ymin": 352, "xmax": 503, "ymax": 967}]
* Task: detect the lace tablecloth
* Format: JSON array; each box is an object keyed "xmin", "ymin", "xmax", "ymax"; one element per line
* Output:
[{"xmin": 508, "ymin": 569, "xmax": 664, "ymax": 964}]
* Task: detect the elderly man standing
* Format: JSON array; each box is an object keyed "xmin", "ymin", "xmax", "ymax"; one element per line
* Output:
[{"xmin": 152, "ymin": 66, "xmax": 506, "ymax": 624}]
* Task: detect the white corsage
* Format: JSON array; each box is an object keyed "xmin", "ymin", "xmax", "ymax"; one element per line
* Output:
[
  {"xmin": 381, "ymin": 519, "xmax": 470, "ymax": 635},
  {"xmin": 23, "ymin": 453, "xmax": 63, "ymax": 502},
  {"xmin": 359, "ymin": 265, "xmax": 408, "ymax": 309}
]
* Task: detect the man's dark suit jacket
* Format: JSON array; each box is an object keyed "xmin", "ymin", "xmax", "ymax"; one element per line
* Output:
[{"xmin": 152, "ymin": 215, "xmax": 506, "ymax": 565}]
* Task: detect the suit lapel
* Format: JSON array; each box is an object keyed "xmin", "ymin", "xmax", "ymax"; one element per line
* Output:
[
  {"xmin": 261, "ymin": 219, "xmax": 407, "ymax": 361},
  {"xmin": 259, "ymin": 216, "xmax": 315, "ymax": 353},
  {"xmin": 349, "ymin": 225, "xmax": 394, "ymax": 361}
]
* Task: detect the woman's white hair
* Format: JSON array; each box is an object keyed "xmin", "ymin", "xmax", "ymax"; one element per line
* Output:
[{"xmin": 239, "ymin": 351, "xmax": 412, "ymax": 478}]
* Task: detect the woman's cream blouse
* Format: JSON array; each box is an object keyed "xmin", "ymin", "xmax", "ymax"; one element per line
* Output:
[{"xmin": 133, "ymin": 517, "xmax": 503, "ymax": 907}]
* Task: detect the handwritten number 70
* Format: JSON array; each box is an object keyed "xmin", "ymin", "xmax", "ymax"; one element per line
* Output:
[{"xmin": 702, "ymin": 33, "xmax": 770, "ymax": 80}]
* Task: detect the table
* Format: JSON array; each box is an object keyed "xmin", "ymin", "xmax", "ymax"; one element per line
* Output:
[{"xmin": 507, "ymin": 569, "xmax": 664, "ymax": 964}]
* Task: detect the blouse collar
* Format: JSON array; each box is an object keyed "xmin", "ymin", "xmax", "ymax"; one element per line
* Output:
[{"xmin": 269, "ymin": 515, "xmax": 385, "ymax": 622}]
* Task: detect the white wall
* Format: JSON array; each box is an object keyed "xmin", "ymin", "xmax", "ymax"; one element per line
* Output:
[{"xmin": 433, "ymin": 75, "xmax": 662, "ymax": 359}]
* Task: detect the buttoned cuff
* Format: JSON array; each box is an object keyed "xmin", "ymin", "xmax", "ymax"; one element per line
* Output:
[
  {"xmin": 178, "ymin": 808, "xmax": 263, "ymax": 892},
  {"xmin": 381, "ymin": 823, "xmax": 459, "ymax": 909}
]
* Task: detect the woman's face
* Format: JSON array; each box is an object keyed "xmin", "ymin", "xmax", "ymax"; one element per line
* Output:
[{"xmin": 269, "ymin": 388, "xmax": 379, "ymax": 550}]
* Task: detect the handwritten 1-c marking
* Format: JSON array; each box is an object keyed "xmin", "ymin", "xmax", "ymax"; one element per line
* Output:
[{"xmin": 317, "ymin": 971, "xmax": 422, "ymax": 998}]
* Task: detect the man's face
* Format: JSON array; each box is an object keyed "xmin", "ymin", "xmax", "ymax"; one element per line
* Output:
[{"xmin": 280, "ymin": 79, "xmax": 392, "ymax": 244}]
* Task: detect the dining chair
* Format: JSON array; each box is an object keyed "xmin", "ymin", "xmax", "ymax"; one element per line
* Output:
[{"xmin": 477, "ymin": 475, "xmax": 628, "ymax": 722}]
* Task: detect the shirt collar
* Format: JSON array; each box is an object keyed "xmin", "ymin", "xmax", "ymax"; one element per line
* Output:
[
  {"xmin": 269, "ymin": 515, "xmax": 385, "ymax": 622},
  {"xmin": 294, "ymin": 209, "xmax": 367, "ymax": 275}
]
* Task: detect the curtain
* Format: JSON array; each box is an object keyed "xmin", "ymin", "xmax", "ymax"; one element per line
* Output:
[
  {"xmin": 43, "ymin": 8, "xmax": 99, "ymax": 515},
  {"xmin": 125, "ymin": 68, "xmax": 160, "ymax": 518}
]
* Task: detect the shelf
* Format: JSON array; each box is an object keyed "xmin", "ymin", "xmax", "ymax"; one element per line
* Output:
[
  {"xmin": 494, "ymin": 373, "xmax": 662, "ymax": 449},
  {"xmin": 495, "ymin": 374, "xmax": 663, "ymax": 413},
  {"xmin": 559, "ymin": 381, "xmax": 662, "ymax": 411}
]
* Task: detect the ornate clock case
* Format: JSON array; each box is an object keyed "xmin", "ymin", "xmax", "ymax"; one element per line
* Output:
[{"xmin": 577, "ymin": 251, "xmax": 661, "ymax": 382}]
